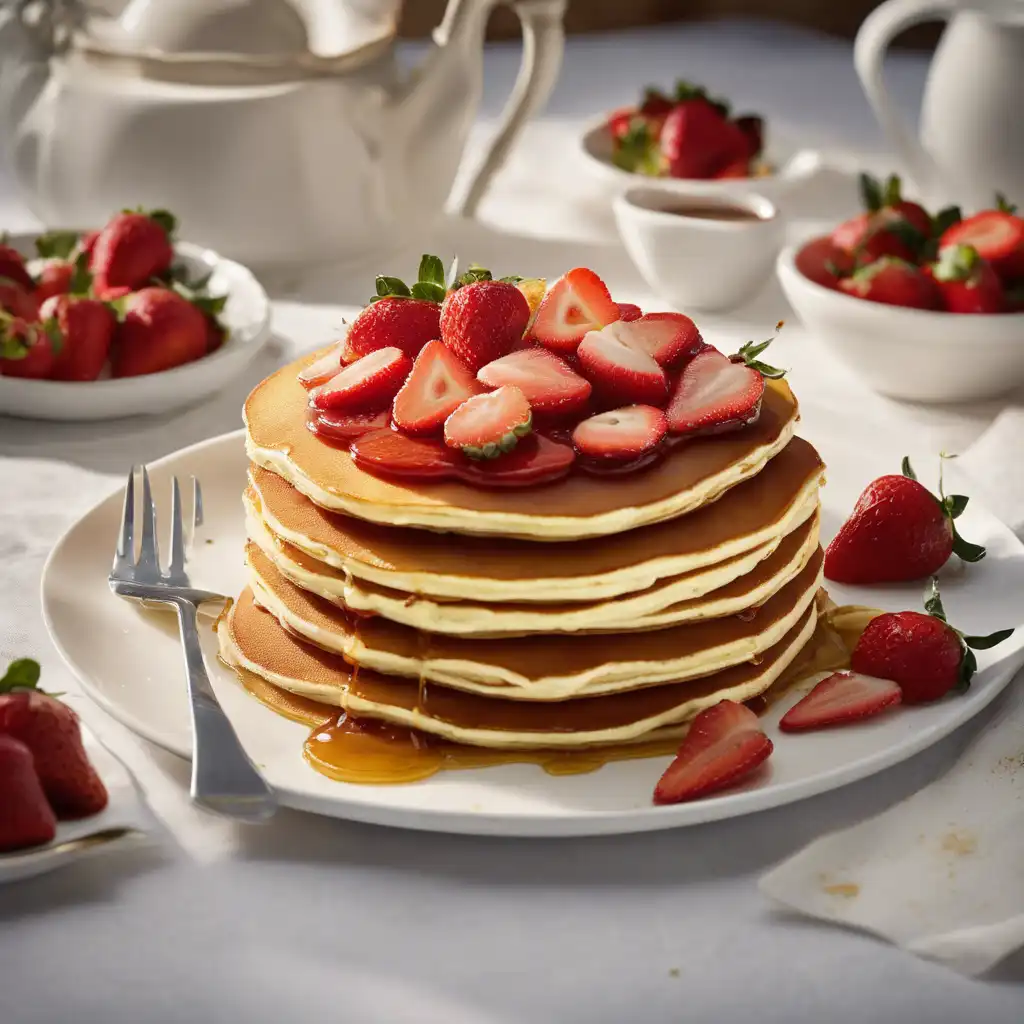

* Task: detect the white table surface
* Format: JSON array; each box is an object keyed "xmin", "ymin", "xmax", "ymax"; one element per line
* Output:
[{"xmin": 2, "ymin": 20, "xmax": 1023, "ymax": 1023}]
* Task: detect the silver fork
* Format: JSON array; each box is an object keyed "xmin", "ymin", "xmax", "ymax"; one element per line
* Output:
[{"xmin": 108, "ymin": 467, "xmax": 276, "ymax": 823}]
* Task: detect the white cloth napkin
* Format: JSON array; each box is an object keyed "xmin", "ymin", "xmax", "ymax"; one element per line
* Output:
[{"xmin": 760, "ymin": 424, "xmax": 1024, "ymax": 976}]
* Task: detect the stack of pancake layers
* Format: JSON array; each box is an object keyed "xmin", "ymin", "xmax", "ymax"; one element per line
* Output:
[{"xmin": 219, "ymin": 352, "xmax": 827, "ymax": 754}]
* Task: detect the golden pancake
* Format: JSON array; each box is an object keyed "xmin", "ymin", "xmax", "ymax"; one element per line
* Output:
[
  {"xmin": 245, "ymin": 541, "xmax": 824, "ymax": 697},
  {"xmin": 247, "ymin": 436, "xmax": 824, "ymax": 602},
  {"xmin": 244, "ymin": 351, "xmax": 801, "ymax": 539},
  {"xmin": 219, "ymin": 589, "xmax": 819, "ymax": 749}
]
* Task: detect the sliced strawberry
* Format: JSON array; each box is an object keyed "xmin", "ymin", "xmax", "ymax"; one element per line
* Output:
[
  {"xmin": 351, "ymin": 428, "xmax": 457, "ymax": 480},
  {"xmin": 779, "ymin": 671, "xmax": 902, "ymax": 732},
  {"xmin": 392, "ymin": 340, "xmax": 480, "ymax": 435},
  {"xmin": 309, "ymin": 409, "xmax": 389, "ymax": 443},
  {"xmin": 616, "ymin": 302, "xmax": 643, "ymax": 322},
  {"xmin": 577, "ymin": 324, "xmax": 668, "ymax": 405},
  {"xmin": 940, "ymin": 210, "xmax": 1024, "ymax": 280},
  {"xmin": 297, "ymin": 343, "xmax": 346, "ymax": 388},
  {"xmin": 477, "ymin": 347, "xmax": 591, "ymax": 416},
  {"xmin": 666, "ymin": 348, "xmax": 764, "ymax": 435},
  {"xmin": 572, "ymin": 405, "xmax": 666, "ymax": 460},
  {"xmin": 604, "ymin": 312, "xmax": 703, "ymax": 369},
  {"xmin": 443, "ymin": 385, "xmax": 532, "ymax": 460},
  {"xmin": 653, "ymin": 700, "xmax": 772, "ymax": 805},
  {"xmin": 529, "ymin": 268, "xmax": 620, "ymax": 353},
  {"xmin": 310, "ymin": 346, "xmax": 412, "ymax": 413}
]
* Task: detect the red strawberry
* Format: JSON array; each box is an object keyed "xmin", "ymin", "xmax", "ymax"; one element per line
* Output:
[
  {"xmin": 310, "ymin": 346, "xmax": 411, "ymax": 413},
  {"xmin": 831, "ymin": 212, "xmax": 872, "ymax": 254},
  {"xmin": 659, "ymin": 98, "xmax": 736, "ymax": 179},
  {"xmin": 653, "ymin": 700, "xmax": 773, "ymax": 805},
  {"xmin": 0, "ymin": 279, "xmax": 40, "ymax": 321},
  {"xmin": 795, "ymin": 236, "xmax": 855, "ymax": 290},
  {"xmin": 854, "ymin": 221, "xmax": 920, "ymax": 265},
  {"xmin": 602, "ymin": 312, "xmax": 703, "ymax": 369},
  {"xmin": 850, "ymin": 581, "xmax": 1013, "ymax": 704},
  {"xmin": 80, "ymin": 230, "xmax": 99, "ymax": 257},
  {"xmin": 839, "ymin": 258, "xmax": 940, "ymax": 309},
  {"xmin": 0, "ymin": 317, "xmax": 58, "ymax": 378},
  {"xmin": 832, "ymin": 173, "xmax": 930, "ymax": 258},
  {"xmin": 34, "ymin": 261, "xmax": 75, "ymax": 303},
  {"xmin": 440, "ymin": 279, "xmax": 530, "ymax": 372},
  {"xmin": 204, "ymin": 316, "xmax": 226, "ymax": 354},
  {"xmin": 823, "ymin": 457, "xmax": 984, "ymax": 584},
  {"xmin": 940, "ymin": 208, "xmax": 1024, "ymax": 280},
  {"xmin": 779, "ymin": 671, "xmax": 902, "ymax": 732},
  {"xmin": 0, "ymin": 244, "xmax": 34, "ymax": 292},
  {"xmin": 607, "ymin": 106, "xmax": 637, "ymax": 140},
  {"xmin": 347, "ymin": 298, "xmax": 441, "ymax": 361},
  {"xmin": 572, "ymin": 405, "xmax": 666, "ymax": 460},
  {"xmin": 297, "ymin": 343, "xmax": 346, "ymax": 389},
  {"xmin": 577, "ymin": 324, "xmax": 668, "ymax": 405},
  {"xmin": 616, "ymin": 302, "xmax": 643, "ymax": 322},
  {"xmin": 713, "ymin": 157, "xmax": 751, "ymax": 179},
  {"xmin": 42, "ymin": 294, "xmax": 116, "ymax": 382},
  {"xmin": 665, "ymin": 336, "xmax": 784, "ymax": 435},
  {"xmin": 928, "ymin": 244, "xmax": 1004, "ymax": 313},
  {"xmin": 392, "ymin": 339, "xmax": 480, "ymax": 434},
  {"xmin": 477, "ymin": 347, "xmax": 591, "ymax": 416},
  {"xmin": 0, "ymin": 690, "xmax": 108, "ymax": 819},
  {"xmin": 91, "ymin": 209, "xmax": 175, "ymax": 294},
  {"xmin": 310, "ymin": 409, "xmax": 389, "ymax": 443},
  {"xmin": 0, "ymin": 734, "xmax": 57, "ymax": 852},
  {"xmin": 443, "ymin": 385, "xmax": 532, "ymax": 460},
  {"xmin": 111, "ymin": 287, "xmax": 208, "ymax": 377},
  {"xmin": 529, "ymin": 268, "xmax": 620, "ymax": 353}
]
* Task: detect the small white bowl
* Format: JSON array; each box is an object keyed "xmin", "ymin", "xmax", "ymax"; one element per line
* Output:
[
  {"xmin": 579, "ymin": 117, "xmax": 823, "ymax": 206},
  {"xmin": 0, "ymin": 235, "xmax": 271, "ymax": 421},
  {"xmin": 614, "ymin": 188, "xmax": 783, "ymax": 313},
  {"xmin": 777, "ymin": 243, "xmax": 1024, "ymax": 402}
]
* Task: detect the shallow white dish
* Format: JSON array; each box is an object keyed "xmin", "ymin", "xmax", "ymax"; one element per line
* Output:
[
  {"xmin": 777, "ymin": 243, "xmax": 1024, "ymax": 403},
  {"xmin": 579, "ymin": 117, "xmax": 823, "ymax": 205},
  {"xmin": 0, "ymin": 234, "xmax": 271, "ymax": 421},
  {"xmin": 41, "ymin": 428, "xmax": 1024, "ymax": 837}
]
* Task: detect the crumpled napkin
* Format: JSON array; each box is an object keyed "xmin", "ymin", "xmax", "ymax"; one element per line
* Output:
[{"xmin": 760, "ymin": 417, "xmax": 1024, "ymax": 976}]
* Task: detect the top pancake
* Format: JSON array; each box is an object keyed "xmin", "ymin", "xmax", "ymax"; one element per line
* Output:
[{"xmin": 245, "ymin": 350, "xmax": 801, "ymax": 540}]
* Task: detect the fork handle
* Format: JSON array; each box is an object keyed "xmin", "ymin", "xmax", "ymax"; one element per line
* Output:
[{"xmin": 174, "ymin": 601, "xmax": 277, "ymax": 822}]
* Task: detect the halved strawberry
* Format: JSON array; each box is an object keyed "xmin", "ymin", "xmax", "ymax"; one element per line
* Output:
[
  {"xmin": 653, "ymin": 700, "xmax": 773, "ymax": 805},
  {"xmin": 529, "ymin": 268, "xmax": 620, "ymax": 353},
  {"xmin": 666, "ymin": 348, "xmax": 764, "ymax": 435},
  {"xmin": 572, "ymin": 405, "xmax": 666, "ymax": 460},
  {"xmin": 605, "ymin": 312, "xmax": 703, "ymax": 369},
  {"xmin": 616, "ymin": 302, "xmax": 643, "ymax": 322},
  {"xmin": 310, "ymin": 346, "xmax": 412, "ymax": 413},
  {"xmin": 940, "ymin": 209, "xmax": 1024, "ymax": 280},
  {"xmin": 443, "ymin": 385, "xmax": 532, "ymax": 460},
  {"xmin": 297, "ymin": 343, "xmax": 345, "ymax": 388},
  {"xmin": 477, "ymin": 348, "xmax": 591, "ymax": 416},
  {"xmin": 779, "ymin": 671, "xmax": 902, "ymax": 732},
  {"xmin": 310, "ymin": 409, "xmax": 389, "ymax": 443},
  {"xmin": 392, "ymin": 340, "xmax": 480, "ymax": 435},
  {"xmin": 577, "ymin": 324, "xmax": 668, "ymax": 405}
]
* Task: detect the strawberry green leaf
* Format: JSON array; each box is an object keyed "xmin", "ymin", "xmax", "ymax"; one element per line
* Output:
[
  {"xmin": 374, "ymin": 276, "xmax": 411, "ymax": 300},
  {"xmin": 642, "ymin": 86, "xmax": 668, "ymax": 106},
  {"xmin": 901, "ymin": 456, "xmax": 917, "ymax": 481},
  {"xmin": 613, "ymin": 118, "xmax": 661, "ymax": 176},
  {"xmin": 0, "ymin": 657, "xmax": 41, "ymax": 693},
  {"xmin": 958, "ymin": 646, "xmax": 977, "ymax": 689},
  {"xmin": 963, "ymin": 628, "xmax": 1015, "ymax": 650},
  {"xmin": 943, "ymin": 494, "xmax": 969, "ymax": 519},
  {"xmin": 735, "ymin": 335, "xmax": 786, "ymax": 379},
  {"xmin": 35, "ymin": 229, "xmax": 80, "ymax": 260},
  {"xmin": 924, "ymin": 577, "xmax": 947, "ymax": 622},
  {"xmin": 190, "ymin": 293, "xmax": 228, "ymax": 317},
  {"xmin": 417, "ymin": 254, "xmax": 446, "ymax": 290},
  {"xmin": 932, "ymin": 243, "xmax": 979, "ymax": 282},
  {"xmin": 884, "ymin": 218, "xmax": 927, "ymax": 254},
  {"xmin": 107, "ymin": 295, "xmax": 130, "ymax": 320},
  {"xmin": 881, "ymin": 173, "xmax": 903, "ymax": 207},
  {"xmin": 932, "ymin": 205, "xmax": 962, "ymax": 237},
  {"xmin": 69, "ymin": 251, "xmax": 92, "ymax": 296},
  {"xmin": 148, "ymin": 209, "xmax": 177, "ymax": 237},
  {"xmin": 995, "ymin": 192, "xmax": 1018, "ymax": 215},
  {"xmin": 951, "ymin": 530, "xmax": 986, "ymax": 563},
  {"xmin": 43, "ymin": 317, "xmax": 63, "ymax": 353},
  {"xmin": 859, "ymin": 172, "xmax": 883, "ymax": 212},
  {"xmin": 498, "ymin": 275, "xmax": 524, "ymax": 284},
  {"xmin": 410, "ymin": 281, "xmax": 446, "ymax": 303}
]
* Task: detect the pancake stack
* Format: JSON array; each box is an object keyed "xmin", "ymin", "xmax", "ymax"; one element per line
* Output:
[{"xmin": 217, "ymin": 349, "xmax": 828, "ymax": 773}]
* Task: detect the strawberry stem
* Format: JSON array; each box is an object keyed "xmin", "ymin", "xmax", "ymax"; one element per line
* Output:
[
  {"xmin": 936, "ymin": 453, "xmax": 986, "ymax": 563},
  {"xmin": 733, "ymin": 332, "xmax": 786, "ymax": 379},
  {"xmin": 0, "ymin": 657, "xmax": 40, "ymax": 693}
]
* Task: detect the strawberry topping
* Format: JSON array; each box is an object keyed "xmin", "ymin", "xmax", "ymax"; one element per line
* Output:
[
  {"xmin": 297, "ymin": 343, "xmax": 347, "ymax": 388},
  {"xmin": 577, "ymin": 323, "xmax": 668, "ymax": 405},
  {"xmin": 309, "ymin": 409, "xmax": 389, "ymax": 443},
  {"xmin": 572, "ymin": 405, "xmax": 666, "ymax": 460},
  {"xmin": 443, "ymin": 385, "xmax": 533, "ymax": 460},
  {"xmin": 666, "ymin": 348, "xmax": 763, "ymax": 435},
  {"xmin": 602, "ymin": 312, "xmax": 703, "ymax": 369},
  {"xmin": 477, "ymin": 347, "xmax": 591, "ymax": 416},
  {"xmin": 779, "ymin": 671, "xmax": 902, "ymax": 732},
  {"xmin": 529, "ymin": 268, "xmax": 620, "ymax": 353},
  {"xmin": 310, "ymin": 346, "xmax": 412, "ymax": 413},
  {"xmin": 392, "ymin": 340, "xmax": 481, "ymax": 435}
]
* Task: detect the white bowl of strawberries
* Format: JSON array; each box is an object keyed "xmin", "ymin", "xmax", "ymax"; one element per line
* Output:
[
  {"xmin": 778, "ymin": 175, "xmax": 1024, "ymax": 402},
  {"xmin": 0, "ymin": 209, "xmax": 271, "ymax": 421}
]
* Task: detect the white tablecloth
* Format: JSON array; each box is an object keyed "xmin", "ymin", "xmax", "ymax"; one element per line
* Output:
[{"xmin": 2, "ymin": 21, "xmax": 1023, "ymax": 1023}]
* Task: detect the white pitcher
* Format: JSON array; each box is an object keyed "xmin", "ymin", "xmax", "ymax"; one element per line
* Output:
[{"xmin": 855, "ymin": 0, "xmax": 1024, "ymax": 211}]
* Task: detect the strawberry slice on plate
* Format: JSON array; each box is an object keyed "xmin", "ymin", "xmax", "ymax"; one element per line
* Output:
[
  {"xmin": 572, "ymin": 405, "xmax": 666, "ymax": 460},
  {"xmin": 577, "ymin": 324, "xmax": 668, "ymax": 405},
  {"xmin": 297, "ymin": 343, "xmax": 346, "ymax": 388},
  {"xmin": 310, "ymin": 409, "xmax": 389, "ymax": 443},
  {"xmin": 477, "ymin": 347, "xmax": 591, "ymax": 416},
  {"xmin": 779, "ymin": 671, "xmax": 902, "ymax": 732},
  {"xmin": 310, "ymin": 346, "xmax": 412, "ymax": 413},
  {"xmin": 603, "ymin": 312, "xmax": 703, "ymax": 369},
  {"xmin": 530, "ymin": 268, "xmax": 620, "ymax": 353},
  {"xmin": 653, "ymin": 700, "xmax": 773, "ymax": 805},
  {"xmin": 392, "ymin": 340, "xmax": 481, "ymax": 435},
  {"xmin": 443, "ymin": 385, "xmax": 533, "ymax": 460}
]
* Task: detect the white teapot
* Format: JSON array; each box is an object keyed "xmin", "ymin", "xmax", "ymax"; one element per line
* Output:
[
  {"xmin": 855, "ymin": 0, "xmax": 1024, "ymax": 211},
  {"xmin": 0, "ymin": 0, "xmax": 565, "ymax": 267}
]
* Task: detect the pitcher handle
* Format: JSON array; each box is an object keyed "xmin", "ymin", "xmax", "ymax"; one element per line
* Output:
[
  {"xmin": 453, "ymin": 0, "xmax": 566, "ymax": 218},
  {"xmin": 854, "ymin": 0, "xmax": 956, "ymax": 199}
]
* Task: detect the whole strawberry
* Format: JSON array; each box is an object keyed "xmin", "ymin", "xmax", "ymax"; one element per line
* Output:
[
  {"xmin": 928, "ymin": 243, "xmax": 1004, "ymax": 313},
  {"xmin": 42, "ymin": 293, "xmax": 116, "ymax": 382},
  {"xmin": 824, "ymin": 457, "xmax": 985, "ymax": 584},
  {"xmin": 112, "ymin": 286, "xmax": 208, "ymax": 377},
  {"xmin": 0, "ymin": 243, "xmax": 34, "ymax": 291},
  {"xmin": 0, "ymin": 734, "xmax": 57, "ymax": 852},
  {"xmin": 831, "ymin": 173, "xmax": 932, "ymax": 259},
  {"xmin": 91, "ymin": 208, "xmax": 176, "ymax": 295},
  {"xmin": 440, "ymin": 279, "xmax": 530, "ymax": 372},
  {"xmin": 0, "ymin": 279, "xmax": 40, "ymax": 321},
  {"xmin": 0, "ymin": 316, "xmax": 59, "ymax": 378},
  {"xmin": 660, "ymin": 96, "xmax": 738, "ymax": 179},
  {"xmin": 348, "ymin": 298, "xmax": 440, "ymax": 361},
  {"xmin": 839, "ymin": 257, "xmax": 940, "ymax": 309},
  {"xmin": 851, "ymin": 579, "xmax": 1013, "ymax": 703}
]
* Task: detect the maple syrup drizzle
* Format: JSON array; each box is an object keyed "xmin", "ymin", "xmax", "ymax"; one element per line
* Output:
[{"xmin": 234, "ymin": 603, "xmax": 882, "ymax": 786}]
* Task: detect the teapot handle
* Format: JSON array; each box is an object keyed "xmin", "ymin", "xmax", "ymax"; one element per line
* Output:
[
  {"xmin": 453, "ymin": 0, "xmax": 565, "ymax": 218},
  {"xmin": 854, "ymin": 0, "xmax": 955, "ymax": 200}
]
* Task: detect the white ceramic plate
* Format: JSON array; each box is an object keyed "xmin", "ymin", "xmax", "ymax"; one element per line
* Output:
[
  {"xmin": 579, "ymin": 117, "xmax": 823, "ymax": 205},
  {"xmin": 40, "ymin": 429, "xmax": 1024, "ymax": 836},
  {"xmin": 0, "ymin": 234, "xmax": 271, "ymax": 421}
]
